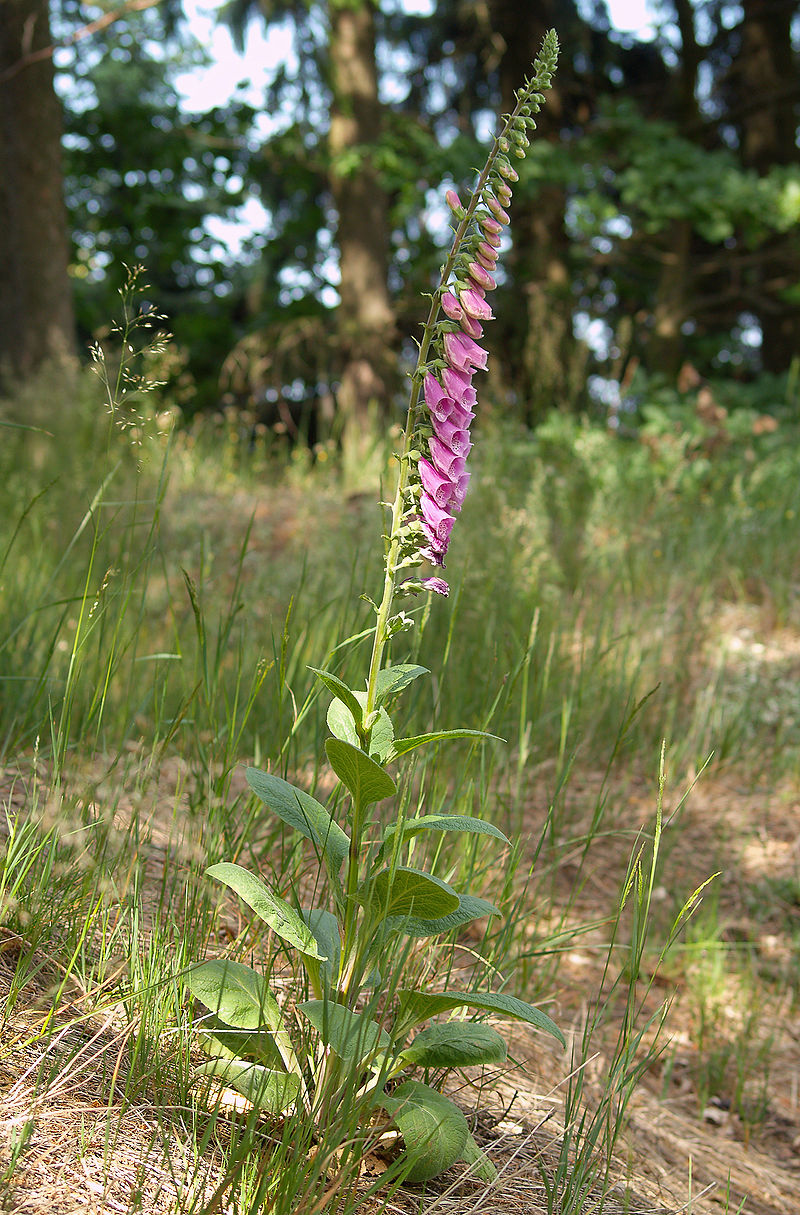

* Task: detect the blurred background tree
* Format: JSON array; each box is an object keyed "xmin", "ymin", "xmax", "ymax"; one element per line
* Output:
[{"xmin": 2, "ymin": 0, "xmax": 798, "ymax": 424}]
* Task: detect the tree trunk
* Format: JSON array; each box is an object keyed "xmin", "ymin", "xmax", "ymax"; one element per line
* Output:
[
  {"xmin": 734, "ymin": 0, "xmax": 800, "ymax": 373},
  {"xmin": 328, "ymin": 0, "xmax": 394, "ymax": 437},
  {"xmin": 0, "ymin": 0, "xmax": 75, "ymax": 378}
]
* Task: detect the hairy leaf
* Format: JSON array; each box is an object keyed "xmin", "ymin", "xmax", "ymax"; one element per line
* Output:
[
  {"xmin": 378, "ymin": 1080, "xmax": 468, "ymax": 1183},
  {"xmin": 207, "ymin": 863, "xmax": 326, "ymax": 960},
  {"xmin": 397, "ymin": 989, "xmax": 565, "ymax": 1048},
  {"xmin": 325, "ymin": 738, "xmax": 396, "ymax": 804},
  {"xmin": 245, "ymin": 767, "xmax": 349, "ymax": 874},
  {"xmin": 384, "ymin": 893, "xmax": 499, "ymax": 938},
  {"xmin": 327, "ymin": 692, "xmax": 394, "ymax": 761},
  {"xmin": 194, "ymin": 1057, "xmax": 300, "ymax": 1114},
  {"xmin": 387, "ymin": 729, "xmax": 503, "ymax": 760},
  {"xmin": 401, "ymin": 1022, "xmax": 507, "ymax": 1069},
  {"xmin": 364, "ymin": 866, "xmax": 460, "ymax": 921},
  {"xmin": 373, "ymin": 664, "xmax": 429, "ymax": 704},
  {"xmin": 298, "ymin": 999, "xmax": 390, "ymax": 1062},
  {"xmin": 187, "ymin": 959, "xmax": 282, "ymax": 1031}
]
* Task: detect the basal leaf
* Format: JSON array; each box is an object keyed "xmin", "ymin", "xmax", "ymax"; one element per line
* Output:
[
  {"xmin": 197, "ymin": 1013, "xmax": 284, "ymax": 1068},
  {"xmin": 364, "ymin": 866, "xmax": 460, "ymax": 921},
  {"xmin": 194, "ymin": 1057, "xmax": 300, "ymax": 1114},
  {"xmin": 245, "ymin": 767, "xmax": 350, "ymax": 874},
  {"xmin": 378, "ymin": 1080, "xmax": 468, "ymax": 1183},
  {"xmin": 299, "ymin": 908, "xmax": 341, "ymax": 994},
  {"xmin": 187, "ymin": 959, "xmax": 283, "ymax": 1031},
  {"xmin": 400, "ymin": 1023, "xmax": 507, "ymax": 1069},
  {"xmin": 309, "ymin": 667, "xmax": 364, "ymax": 730},
  {"xmin": 384, "ymin": 893, "xmax": 499, "ymax": 939},
  {"xmin": 396, "ymin": 989, "xmax": 566, "ymax": 1048},
  {"xmin": 327, "ymin": 692, "xmax": 394, "ymax": 761},
  {"xmin": 460, "ymin": 1130, "xmax": 497, "ymax": 1181},
  {"xmin": 373, "ymin": 665, "xmax": 429, "ymax": 704},
  {"xmin": 325, "ymin": 738, "xmax": 396, "ymax": 805},
  {"xmin": 387, "ymin": 729, "xmax": 503, "ymax": 761},
  {"xmin": 207, "ymin": 863, "xmax": 326, "ymax": 960},
  {"xmin": 298, "ymin": 999, "xmax": 390, "ymax": 1063}
]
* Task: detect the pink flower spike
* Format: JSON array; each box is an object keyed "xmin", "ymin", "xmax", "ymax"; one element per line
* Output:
[
  {"xmin": 445, "ymin": 189, "xmax": 462, "ymax": 212},
  {"xmin": 441, "ymin": 291, "xmax": 463, "ymax": 321},
  {"xmin": 444, "ymin": 331, "xmax": 488, "ymax": 372},
  {"xmin": 429, "ymin": 436, "xmax": 467, "ymax": 479},
  {"xmin": 419, "ymin": 456, "xmax": 457, "ymax": 508},
  {"xmin": 469, "ymin": 262, "xmax": 496, "ymax": 291},
  {"xmin": 481, "ymin": 216, "xmax": 503, "ymax": 237},
  {"xmin": 435, "ymin": 419, "xmax": 472, "ymax": 456},
  {"xmin": 421, "ymin": 577, "xmax": 449, "ymax": 596},
  {"xmin": 459, "ymin": 288, "xmax": 494, "ymax": 320},
  {"xmin": 459, "ymin": 313, "xmax": 484, "ymax": 340}
]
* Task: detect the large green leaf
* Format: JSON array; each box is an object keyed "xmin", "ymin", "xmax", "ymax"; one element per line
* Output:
[
  {"xmin": 309, "ymin": 666, "xmax": 364, "ymax": 730},
  {"xmin": 379, "ymin": 814, "xmax": 509, "ymax": 860},
  {"xmin": 327, "ymin": 692, "xmax": 394, "ymax": 761},
  {"xmin": 384, "ymin": 893, "xmax": 500, "ymax": 939},
  {"xmin": 401, "ymin": 1023, "xmax": 507, "ymax": 1069},
  {"xmin": 378, "ymin": 1081, "xmax": 468, "ymax": 1183},
  {"xmin": 299, "ymin": 908, "xmax": 341, "ymax": 995},
  {"xmin": 387, "ymin": 729, "xmax": 503, "ymax": 761},
  {"xmin": 197, "ymin": 1013, "xmax": 284, "ymax": 1068},
  {"xmin": 364, "ymin": 867, "xmax": 460, "ymax": 921},
  {"xmin": 194, "ymin": 1057, "xmax": 300, "ymax": 1114},
  {"xmin": 461, "ymin": 1130, "xmax": 497, "ymax": 1181},
  {"xmin": 373, "ymin": 665, "xmax": 429, "ymax": 704},
  {"xmin": 298, "ymin": 999, "xmax": 390, "ymax": 1063},
  {"xmin": 245, "ymin": 767, "xmax": 349, "ymax": 874},
  {"xmin": 207, "ymin": 863, "xmax": 326, "ymax": 960},
  {"xmin": 187, "ymin": 959, "xmax": 283, "ymax": 1031},
  {"xmin": 397, "ymin": 989, "xmax": 565, "ymax": 1048},
  {"xmin": 325, "ymin": 738, "xmax": 396, "ymax": 805}
]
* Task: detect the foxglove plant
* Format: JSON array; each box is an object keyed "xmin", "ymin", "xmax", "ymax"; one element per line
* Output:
[{"xmin": 187, "ymin": 31, "xmax": 561, "ymax": 1190}]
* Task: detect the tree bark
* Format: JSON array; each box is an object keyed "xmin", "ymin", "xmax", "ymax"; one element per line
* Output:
[
  {"xmin": 328, "ymin": 0, "xmax": 394, "ymax": 435},
  {"xmin": 733, "ymin": 0, "xmax": 800, "ymax": 373},
  {"xmin": 0, "ymin": 0, "xmax": 75, "ymax": 378}
]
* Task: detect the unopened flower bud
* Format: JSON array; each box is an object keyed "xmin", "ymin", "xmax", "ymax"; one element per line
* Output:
[
  {"xmin": 486, "ymin": 196, "xmax": 510, "ymax": 225},
  {"xmin": 445, "ymin": 189, "xmax": 463, "ymax": 213}
]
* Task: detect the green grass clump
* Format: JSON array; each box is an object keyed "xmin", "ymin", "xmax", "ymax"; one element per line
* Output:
[{"xmin": 2, "ymin": 360, "xmax": 799, "ymax": 1212}]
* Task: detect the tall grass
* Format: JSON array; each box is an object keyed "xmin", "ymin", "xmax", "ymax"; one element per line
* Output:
[{"xmin": 2, "ymin": 364, "xmax": 799, "ymax": 1211}]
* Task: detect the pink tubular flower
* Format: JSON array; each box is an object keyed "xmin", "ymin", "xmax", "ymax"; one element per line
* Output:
[
  {"xmin": 459, "ymin": 288, "xmax": 494, "ymax": 320},
  {"xmin": 419, "ymin": 457, "xmax": 456, "ymax": 508},
  {"xmin": 445, "ymin": 189, "xmax": 463, "ymax": 212},
  {"xmin": 434, "ymin": 419, "xmax": 471, "ymax": 456},
  {"xmin": 441, "ymin": 367, "xmax": 476, "ymax": 407},
  {"xmin": 497, "ymin": 183, "xmax": 512, "ymax": 206},
  {"xmin": 468, "ymin": 262, "xmax": 496, "ymax": 291},
  {"xmin": 481, "ymin": 216, "xmax": 503, "ymax": 238},
  {"xmin": 441, "ymin": 291, "xmax": 463, "ymax": 321},
  {"xmin": 429, "ymin": 436, "xmax": 466, "ymax": 479},
  {"xmin": 458, "ymin": 313, "xmax": 484, "ymax": 340},
  {"xmin": 421, "ymin": 577, "xmax": 449, "ymax": 596},
  {"xmin": 443, "ymin": 331, "xmax": 488, "ymax": 372}
]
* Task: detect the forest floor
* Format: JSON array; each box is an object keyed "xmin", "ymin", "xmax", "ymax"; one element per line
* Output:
[
  {"xmin": 2, "ymin": 448, "xmax": 800, "ymax": 1215},
  {"xmin": 1, "ymin": 751, "xmax": 798, "ymax": 1215}
]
